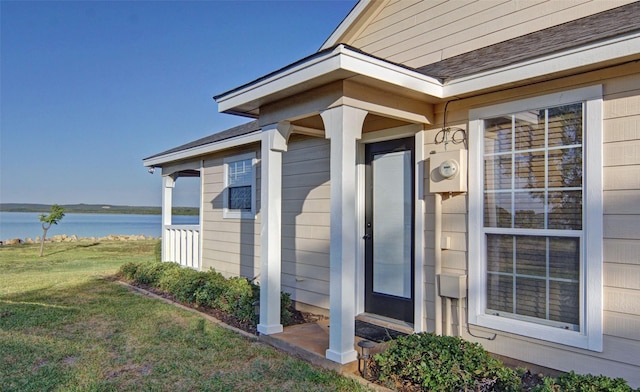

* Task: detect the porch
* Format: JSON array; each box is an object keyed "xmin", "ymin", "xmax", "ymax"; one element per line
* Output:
[
  {"xmin": 161, "ymin": 167, "xmax": 202, "ymax": 269},
  {"xmin": 259, "ymin": 314, "xmax": 412, "ymax": 375}
]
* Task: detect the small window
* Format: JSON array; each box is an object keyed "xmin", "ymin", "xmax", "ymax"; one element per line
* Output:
[{"xmin": 224, "ymin": 153, "xmax": 256, "ymax": 219}]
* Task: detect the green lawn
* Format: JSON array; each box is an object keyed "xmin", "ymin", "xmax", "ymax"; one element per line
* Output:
[{"xmin": 0, "ymin": 241, "xmax": 368, "ymax": 392}]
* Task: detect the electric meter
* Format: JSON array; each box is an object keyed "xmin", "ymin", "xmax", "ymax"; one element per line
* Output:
[{"xmin": 439, "ymin": 159, "xmax": 459, "ymax": 178}]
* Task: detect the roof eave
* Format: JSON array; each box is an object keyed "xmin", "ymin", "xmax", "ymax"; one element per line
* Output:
[
  {"xmin": 143, "ymin": 130, "xmax": 262, "ymax": 167},
  {"xmin": 444, "ymin": 31, "xmax": 640, "ymax": 98},
  {"xmin": 214, "ymin": 44, "xmax": 444, "ymax": 117}
]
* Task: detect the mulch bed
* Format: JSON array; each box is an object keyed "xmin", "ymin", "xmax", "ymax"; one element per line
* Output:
[{"xmin": 123, "ymin": 280, "xmax": 320, "ymax": 336}]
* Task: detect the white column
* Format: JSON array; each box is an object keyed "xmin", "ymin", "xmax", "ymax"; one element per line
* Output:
[
  {"xmin": 162, "ymin": 175, "xmax": 175, "ymax": 262},
  {"xmin": 321, "ymin": 105, "xmax": 367, "ymax": 364},
  {"xmin": 258, "ymin": 122, "xmax": 291, "ymax": 335}
]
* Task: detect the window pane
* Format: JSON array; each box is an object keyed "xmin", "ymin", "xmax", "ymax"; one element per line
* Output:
[
  {"xmin": 548, "ymin": 191, "xmax": 582, "ymax": 230},
  {"xmin": 516, "ymin": 277, "xmax": 546, "ymax": 319},
  {"xmin": 514, "ymin": 110, "xmax": 545, "ymax": 151},
  {"xmin": 549, "ymin": 280, "xmax": 579, "ymax": 325},
  {"xmin": 549, "ymin": 148, "xmax": 582, "ymax": 188},
  {"xmin": 484, "ymin": 192, "xmax": 512, "ymax": 228},
  {"xmin": 514, "ymin": 151, "xmax": 545, "ymax": 189},
  {"xmin": 228, "ymin": 159, "xmax": 252, "ymax": 186},
  {"xmin": 549, "ymin": 237, "xmax": 579, "ymax": 280},
  {"xmin": 229, "ymin": 186, "xmax": 251, "ymax": 211},
  {"xmin": 487, "ymin": 234, "xmax": 513, "ymax": 273},
  {"xmin": 514, "ymin": 191, "xmax": 544, "ymax": 229},
  {"xmin": 548, "ymin": 104, "xmax": 582, "ymax": 148},
  {"xmin": 515, "ymin": 236, "xmax": 546, "ymax": 276},
  {"xmin": 484, "ymin": 116, "xmax": 512, "ymax": 154},
  {"xmin": 484, "ymin": 155, "xmax": 512, "ymax": 190},
  {"xmin": 482, "ymin": 100, "xmax": 585, "ymax": 330},
  {"xmin": 487, "ymin": 273, "xmax": 513, "ymax": 313}
]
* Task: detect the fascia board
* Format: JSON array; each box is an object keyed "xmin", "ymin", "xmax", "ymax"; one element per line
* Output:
[
  {"xmin": 339, "ymin": 48, "xmax": 443, "ymax": 97},
  {"xmin": 143, "ymin": 131, "xmax": 261, "ymax": 167},
  {"xmin": 217, "ymin": 46, "xmax": 445, "ymax": 114},
  {"xmin": 444, "ymin": 32, "xmax": 640, "ymax": 98},
  {"xmin": 320, "ymin": 0, "xmax": 372, "ymax": 50},
  {"xmin": 216, "ymin": 48, "xmax": 345, "ymax": 113}
]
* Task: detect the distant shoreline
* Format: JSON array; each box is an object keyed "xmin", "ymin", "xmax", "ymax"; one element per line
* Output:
[{"xmin": 0, "ymin": 203, "xmax": 198, "ymax": 216}]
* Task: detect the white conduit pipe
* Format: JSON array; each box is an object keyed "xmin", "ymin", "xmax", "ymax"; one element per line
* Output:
[
  {"xmin": 445, "ymin": 297, "xmax": 452, "ymax": 336},
  {"xmin": 434, "ymin": 192, "xmax": 443, "ymax": 335}
]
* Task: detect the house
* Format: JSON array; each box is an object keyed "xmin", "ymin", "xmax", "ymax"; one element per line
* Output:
[{"xmin": 143, "ymin": 0, "xmax": 640, "ymax": 386}]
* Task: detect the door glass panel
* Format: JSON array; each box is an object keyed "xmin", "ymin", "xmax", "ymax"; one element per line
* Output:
[{"xmin": 372, "ymin": 150, "xmax": 412, "ymax": 298}]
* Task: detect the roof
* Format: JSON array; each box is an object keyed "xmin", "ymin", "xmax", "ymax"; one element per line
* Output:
[
  {"xmin": 417, "ymin": 1, "xmax": 640, "ymax": 81},
  {"xmin": 146, "ymin": 2, "xmax": 640, "ymax": 165},
  {"xmin": 143, "ymin": 120, "xmax": 260, "ymax": 162}
]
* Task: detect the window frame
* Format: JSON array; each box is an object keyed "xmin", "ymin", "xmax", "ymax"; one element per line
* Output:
[
  {"xmin": 468, "ymin": 85, "xmax": 603, "ymax": 351},
  {"xmin": 223, "ymin": 152, "xmax": 257, "ymax": 219}
]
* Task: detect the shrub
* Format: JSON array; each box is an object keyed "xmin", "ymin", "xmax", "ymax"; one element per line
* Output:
[
  {"xmin": 119, "ymin": 262, "xmax": 299, "ymax": 329},
  {"xmin": 373, "ymin": 333, "xmax": 520, "ymax": 391},
  {"xmin": 194, "ymin": 269, "xmax": 228, "ymax": 308},
  {"xmin": 533, "ymin": 371, "xmax": 639, "ymax": 392},
  {"xmin": 118, "ymin": 261, "xmax": 139, "ymax": 281},
  {"xmin": 158, "ymin": 267, "xmax": 208, "ymax": 303},
  {"xmin": 214, "ymin": 277, "xmax": 259, "ymax": 324},
  {"xmin": 280, "ymin": 291, "xmax": 293, "ymax": 326},
  {"xmin": 133, "ymin": 261, "xmax": 181, "ymax": 287}
]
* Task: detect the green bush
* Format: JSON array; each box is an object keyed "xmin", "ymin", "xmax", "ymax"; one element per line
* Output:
[
  {"xmin": 118, "ymin": 261, "xmax": 298, "ymax": 329},
  {"xmin": 118, "ymin": 261, "xmax": 139, "ymax": 281},
  {"xmin": 133, "ymin": 261, "xmax": 181, "ymax": 287},
  {"xmin": 280, "ymin": 291, "xmax": 293, "ymax": 326},
  {"xmin": 533, "ymin": 371, "xmax": 639, "ymax": 392},
  {"xmin": 214, "ymin": 277, "xmax": 259, "ymax": 324},
  {"xmin": 158, "ymin": 267, "xmax": 208, "ymax": 303},
  {"xmin": 194, "ymin": 269, "xmax": 228, "ymax": 307},
  {"xmin": 373, "ymin": 333, "xmax": 520, "ymax": 391}
]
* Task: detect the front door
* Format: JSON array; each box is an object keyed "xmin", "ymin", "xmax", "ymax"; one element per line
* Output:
[{"xmin": 364, "ymin": 137, "xmax": 415, "ymax": 323}]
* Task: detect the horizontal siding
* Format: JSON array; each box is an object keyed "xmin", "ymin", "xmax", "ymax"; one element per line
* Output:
[
  {"xmin": 604, "ymin": 239, "xmax": 640, "ymax": 265},
  {"xmin": 280, "ymin": 135, "xmax": 331, "ymax": 308},
  {"xmin": 602, "ymin": 73, "xmax": 640, "ymax": 377},
  {"xmin": 200, "ymin": 146, "xmax": 261, "ymax": 278},
  {"xmin": 350, "ymin": 0, "xmax": 634, "ymax": 68}
]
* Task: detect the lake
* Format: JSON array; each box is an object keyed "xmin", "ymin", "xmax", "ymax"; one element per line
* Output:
[{"xmin": 0, "ymin": 212, "xmax": 199, "ymax": 241}]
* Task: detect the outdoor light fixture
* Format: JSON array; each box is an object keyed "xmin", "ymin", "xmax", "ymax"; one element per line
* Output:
[
  {"xmin": 148, "ymin": 167, "xmax": 155, "ymax": 174},
  {"xmin": 357, "ymin": 340, "xmax": 375, "ymax": 379}
]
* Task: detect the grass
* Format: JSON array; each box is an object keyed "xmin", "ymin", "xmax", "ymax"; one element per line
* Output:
[{"xmin": 0, "ymin": 241, "xmax": 369, "ymax": 392}]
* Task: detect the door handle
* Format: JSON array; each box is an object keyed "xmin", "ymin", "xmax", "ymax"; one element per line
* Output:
[{"xmin": 362, "ymin": 233, "xmax": 371, "ymax": 240}]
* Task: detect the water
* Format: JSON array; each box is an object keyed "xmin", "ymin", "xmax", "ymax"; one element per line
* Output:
[{"xmin": 0, "ymin": 212, "xmax": 199, "ymax": 241}]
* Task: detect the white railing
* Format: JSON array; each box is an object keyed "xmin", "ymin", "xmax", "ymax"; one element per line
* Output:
[{"xmin": 164, "ymin": 225, "xmax": 200, "ymax": 269}]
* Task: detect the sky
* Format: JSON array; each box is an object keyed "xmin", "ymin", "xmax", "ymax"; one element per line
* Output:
[{"xmin": 0, "ymin": 0, "xmax": 357, "ymax": 207}]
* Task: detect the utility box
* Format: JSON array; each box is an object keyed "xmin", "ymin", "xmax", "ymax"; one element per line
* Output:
[
  {"xmin": 438, "ymin": 273, "xmax": 467, "ymax": 299},
  {"xmin": 429, "ymin": 149, "xmax": 467, "ymax": 193}
]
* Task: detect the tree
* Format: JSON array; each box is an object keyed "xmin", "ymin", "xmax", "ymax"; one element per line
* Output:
[{"xmin": 39, "ymin": 204, "xmax": 65, "ymax": 256}]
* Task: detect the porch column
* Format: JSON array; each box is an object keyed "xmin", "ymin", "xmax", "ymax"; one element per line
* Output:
[
  {"xmin": 321, "ymin": 105, "xmax": 367, "ymax": 364},
  {"xmin": 161, "ymin": 175, "xmax": 175, "ymax": 262},
  {"xmin": 258, "ymin": 122, "xmax": 291, "ymax": 335}
]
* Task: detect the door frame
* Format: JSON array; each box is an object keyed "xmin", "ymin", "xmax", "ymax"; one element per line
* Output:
[{"xmin": 356, "ymin": 124, "xmax": 426, "ymax": 331}]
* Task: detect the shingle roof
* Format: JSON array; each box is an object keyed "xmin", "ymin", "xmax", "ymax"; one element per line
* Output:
[
  {"xmin": 416, "ymin": 1, "xmax": 640, "ymax": 81},
  {"xmin": 144, "ymin": 120, "xmax": 260, "ymax": 161},
  {"xmin": 146, "ymin": 2, "xmax": 640, "ymax": 163}
]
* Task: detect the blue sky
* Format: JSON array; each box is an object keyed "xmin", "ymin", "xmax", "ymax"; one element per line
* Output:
[{"xmin": 1, "ymin": 0, "xmax": 356, "ymax": 207}]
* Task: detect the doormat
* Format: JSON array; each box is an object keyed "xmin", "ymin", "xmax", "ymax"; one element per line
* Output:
[{"xmin": 355, "ymin": 320, "xmax": 407, "ymax": 343}]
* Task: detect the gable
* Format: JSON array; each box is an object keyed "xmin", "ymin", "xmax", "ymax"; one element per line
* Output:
[{"xmin": 330, "ymin": 0, "xmax": 637, "ymax": 68}]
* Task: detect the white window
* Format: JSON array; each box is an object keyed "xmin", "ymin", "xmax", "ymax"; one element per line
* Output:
[
  {"xmin": 468, "ymin": 86, "xmax": 603, "ymax": 351},
  {"xmin": 223, "ymin": 152, "xmax": 256, "ymax": 219}
]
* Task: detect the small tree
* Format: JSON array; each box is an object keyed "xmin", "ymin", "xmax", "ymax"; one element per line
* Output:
[{"xmin": 39, "ymin": 204, "xmax": 65, "ymax": 256}]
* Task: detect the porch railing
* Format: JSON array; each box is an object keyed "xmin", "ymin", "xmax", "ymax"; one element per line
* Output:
[{"xmin": 163, "ymin": 225, "xmax": 200, "ymax": 269}]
